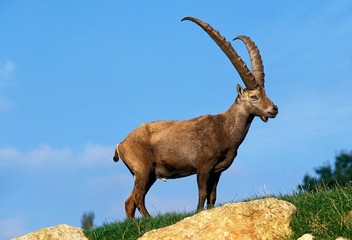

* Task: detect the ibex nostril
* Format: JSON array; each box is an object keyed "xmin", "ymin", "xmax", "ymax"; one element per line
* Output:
[{"xmin": 273, "ymin": 105, "xmax": 278, "ymax": 112}]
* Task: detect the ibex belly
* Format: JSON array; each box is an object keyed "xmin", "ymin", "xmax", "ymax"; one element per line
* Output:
[{"xmin": 155, "ymin": 161, "xmax": 197, "ymax": 179}]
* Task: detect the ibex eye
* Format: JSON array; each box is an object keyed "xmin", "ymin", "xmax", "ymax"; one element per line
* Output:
[{"xmin": 250, "ymin": 95, "xmax": 259, "ymax": 100}]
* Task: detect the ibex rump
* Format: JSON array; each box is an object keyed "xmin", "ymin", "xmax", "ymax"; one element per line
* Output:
[{"xmin": 114, "ymin": 17, "xmax": 278, "ymax": 218}]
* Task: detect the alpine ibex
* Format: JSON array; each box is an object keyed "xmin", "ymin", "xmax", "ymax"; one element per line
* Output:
[{"xmin": 114, "ymin": 17, "xmax": 278, "ymax": 218}]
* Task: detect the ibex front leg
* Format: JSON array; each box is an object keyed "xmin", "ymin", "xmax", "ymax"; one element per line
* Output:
[
  {"xmin": 196, "ymin": 164, "xmax": 216, "ymax": 211},
  {"xmin": 207, "ymin": 172, "xmax": 221, "ymax": 209},
  {"xmin": 196, "ymin": 173, "xmax": 209, "ymax": 211}
]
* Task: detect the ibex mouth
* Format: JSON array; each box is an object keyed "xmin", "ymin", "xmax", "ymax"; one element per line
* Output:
[
  {"xmin": 260, "ymin": 112, "xmax": 278, "ymax": 122},
  {"xmin": 260, "ymin": 116, "xmax": 269, "ymax": 122}
]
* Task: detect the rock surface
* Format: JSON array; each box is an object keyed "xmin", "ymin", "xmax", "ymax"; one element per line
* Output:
[
  {"xmin": 139, "ymin": 197, "xmax": 296, "ymax": 240},
  {"xmin": 298, "ymin": 235, "xmax": 350, "ymax": 240},
  {"xmin": 298, "ymin": 234, "xmax": 315, "ymax": 240},
  {"xmin": 12, "ymin": 224, "xmax": 88, "ymax": 240}
]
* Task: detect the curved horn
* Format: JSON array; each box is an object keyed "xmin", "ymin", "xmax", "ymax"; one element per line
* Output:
[
  {"xmin": 234, "ymin": 36, "xmax": 265, "ymax": 87},
  {"xmin": 182, "ymin": 17, "xmax": 258, "ymax": 90}
]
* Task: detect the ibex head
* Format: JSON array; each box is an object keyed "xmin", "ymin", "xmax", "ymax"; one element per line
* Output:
[{"xmin": 182, "ymin": 17, "xmax": 278, "ymax": 122}]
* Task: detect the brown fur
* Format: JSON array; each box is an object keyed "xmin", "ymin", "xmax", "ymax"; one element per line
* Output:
[
  {"xmin": 114, "ymin": 17, "xmax": 278, "ymax": 218},
  {"xmin": 114, "ymin": 85, "xmax": 278, "ymax": 218}
]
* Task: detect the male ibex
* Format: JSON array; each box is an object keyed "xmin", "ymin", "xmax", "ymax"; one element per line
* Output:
[{"xmin": 114, "ymin": 17, "xmax": 278, "ymax": 218}]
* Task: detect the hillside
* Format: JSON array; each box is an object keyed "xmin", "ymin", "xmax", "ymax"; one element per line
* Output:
[{"xmin": 84, "ymin": 185, "xmax": 352, "ymax": 239}]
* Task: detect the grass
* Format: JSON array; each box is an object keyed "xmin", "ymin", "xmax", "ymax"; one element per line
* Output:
[
  {"xmin": 84, "ymin": 212, "xmax": 195, "ymax": 240},
  {"xmin": 84, "ymin": 185, "xmax": 352, "ymax": 240},
  {"xmin": 280, "ymin": 185, "xmax": 352, "ymax": 239}
]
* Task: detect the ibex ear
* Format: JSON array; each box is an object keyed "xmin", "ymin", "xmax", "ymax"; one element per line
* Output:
[{"xmin": 236, "ymin": 84, "xmax": 244, "ymax": 96}]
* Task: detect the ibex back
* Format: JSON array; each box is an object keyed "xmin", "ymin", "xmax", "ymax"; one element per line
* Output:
[{"xmin": 114, "ymin": 17, "xmax": 278, "ymax": 218}]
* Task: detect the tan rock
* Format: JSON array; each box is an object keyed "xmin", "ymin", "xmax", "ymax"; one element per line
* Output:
[
  {"xmin": 298, "ymin": 234, "xmax": 315, "ymax": 240},
  {"xmin": 297, "ymin": 233, "xmax": 350, "ymax": 240},
  {"xmin": 12, "ymin": 224, "xmax": 88, "ymax": 240},
  {"xmin": 139, "ymin": 197, "xmax": 296, "ymax": 240}
]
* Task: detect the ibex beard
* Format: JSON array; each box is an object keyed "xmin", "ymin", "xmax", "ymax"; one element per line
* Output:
[{"xmin": 113, "ymin": 17, "xmax": 278, "ymax": 218}]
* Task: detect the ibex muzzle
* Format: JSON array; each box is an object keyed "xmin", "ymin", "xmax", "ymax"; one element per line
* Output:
[{"xmin": 114, "ymin": 17, "xmax": 278, "ymax": 218}]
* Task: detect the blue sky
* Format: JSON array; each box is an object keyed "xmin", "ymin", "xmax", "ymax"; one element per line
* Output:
[{"xmin": 1, "ymin": 1, "xmax": 352, "ymax": 239}]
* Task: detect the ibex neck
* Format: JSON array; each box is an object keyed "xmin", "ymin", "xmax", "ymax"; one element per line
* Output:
[{"xmin": 221, "ymin": 98, "xmax": 254, "ymax": 144}]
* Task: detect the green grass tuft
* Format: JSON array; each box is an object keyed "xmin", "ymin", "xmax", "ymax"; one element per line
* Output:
[{"xmin": 85, "ymin": 185, "xmax": 352, "ymax": 240}]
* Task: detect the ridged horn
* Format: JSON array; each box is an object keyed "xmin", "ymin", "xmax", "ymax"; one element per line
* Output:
[
  {"xmin": 234, "ymin": 36, "xmax": 265, "ymax": 87},
  {"xmin": 182, "ymin": 17, "xmax": 258, "ymax": 90}
]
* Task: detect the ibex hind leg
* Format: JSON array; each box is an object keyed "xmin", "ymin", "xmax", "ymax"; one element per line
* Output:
[
  {"xmin": 127, "ymin": 172, "xmax": 156, "ymax": 218},
  {"xmin": 125, "ymin": 190, "xmax": 137, "ymax": 218}
]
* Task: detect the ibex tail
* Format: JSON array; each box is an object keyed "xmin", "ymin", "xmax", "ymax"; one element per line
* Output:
[{"xmin": 113, "ymin": 144, "xmax": 120, "ymax": 162}]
